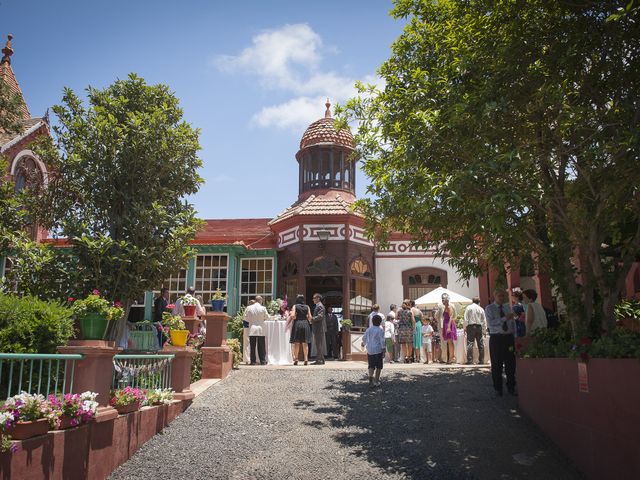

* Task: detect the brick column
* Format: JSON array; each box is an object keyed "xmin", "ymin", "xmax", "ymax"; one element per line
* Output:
[
  {"xmin": 182, "ymin": 317, "xmax": 202, "ymax": 335},
  {"xmin": 533, "ymin": 270, "xmax": 554, "ymax": 310},
  {"xmin": 58, "ymin": 340, "xmax": 121, "ymax": 422},
  {"xmin": 162, "ymin": 346, "xmax": 196, "ymax": 401},
  {"xmin": 201, "ymin": 312, "xmax": 233, "ymax": 379}
]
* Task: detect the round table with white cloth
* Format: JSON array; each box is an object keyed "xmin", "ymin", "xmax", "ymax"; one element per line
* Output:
[
  {"xmin": 243, "ymin": 319, "xmax": 294, "ymax": 365},
  {"xmin": 453, "ymin": 329, "xmax": 491, "ymax": 364}
]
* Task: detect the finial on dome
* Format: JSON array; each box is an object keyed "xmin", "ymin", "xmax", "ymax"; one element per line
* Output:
[
  {"xmin": 324, "ymin": 98, "xmax": 332, "ymax": 118},
  {"xmin": 1, "ymin": 34, "xmax": 14, "ymax": 65}
]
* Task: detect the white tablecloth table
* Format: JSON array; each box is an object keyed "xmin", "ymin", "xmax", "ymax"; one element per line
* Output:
[
  {"xmin": 453, "ymin": 329, "xmax": 491, "ymax": 364},
  {"xmin": 243, "ymin": 319, "xmax": 293, "ymax": 365}
]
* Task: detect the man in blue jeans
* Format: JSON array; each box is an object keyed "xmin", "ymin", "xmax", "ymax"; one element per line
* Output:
[{"xmin": 485, "ymin": 290, "xmax": 517, "ymax": 396}]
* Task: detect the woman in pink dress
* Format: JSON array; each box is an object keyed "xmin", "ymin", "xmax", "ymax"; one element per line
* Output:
[{"xmin": 441, "ymin": 302, "xmax": 457, "ymax": 364}]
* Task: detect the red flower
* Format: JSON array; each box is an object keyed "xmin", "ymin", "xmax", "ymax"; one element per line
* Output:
[
  {"xmin": 92, "ymin": 289, "xmax": 100, "ymax": 296},
  {"xmin": 579, "ymin": 336, "xmax": 592, "ymax": 346},
  {"xmin": 580, "ymin": 352, "xmax": 590, "ymax": 362},
  {"xmin": 67, "ymin": 297, "xmax": 74, "ymax": 303},
  {"xmin": 114, "ymin": 301, "xmax": 122, "ymax": 308},
  {"xmin": 515, "ymin": 341, "xmax": 523, "ymax": 352},
  {"xmin": 166, "ymin": 304, "xmax": 175, "ymax": 310}
]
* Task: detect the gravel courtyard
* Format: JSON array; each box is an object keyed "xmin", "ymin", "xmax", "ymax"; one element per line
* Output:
[{"xmin": 110, "ymin": 366, "xmax": 583, "ymax": 480}]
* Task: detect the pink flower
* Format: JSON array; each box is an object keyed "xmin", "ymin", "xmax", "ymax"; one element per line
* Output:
[
  {"xmin": 92, "ymin": 289, "xmax": 100, "ymax": 296},
  {"xmin": 67, "ymin": 297, "xmax": 74, "ymax": 303},
  {"xmin": 114, "ymin": 301, "xmax": 122, "ymax": 308}
]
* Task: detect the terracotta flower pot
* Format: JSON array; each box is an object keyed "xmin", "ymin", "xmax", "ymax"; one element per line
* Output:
[
  {"xmin": 57, "ymin": 414, "xmax": 80, "ymax": 430},
  {"xmin": 6, "ymin": 418, "xmax": 49, "ymax": 440},
  {"xmin": 115, "ymin": 402, "xmax": 140, "ymax": 415},
  {"xmin": 183, "ymin": 305, "xmax": 197, "ymax": 317}
]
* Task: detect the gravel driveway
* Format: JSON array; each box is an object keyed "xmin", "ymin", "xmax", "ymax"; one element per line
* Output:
[{"xmin": 110, "ymin": 366, "xmax": 583, "ymax": 479}]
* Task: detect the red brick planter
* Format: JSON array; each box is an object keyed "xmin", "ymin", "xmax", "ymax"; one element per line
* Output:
[
  {"xmin": 114, "ymin": 402, "xmax": 140, "ymax": 415},
  {"xmin": 6, "ymin": 418, "xmax": 49, "ymax": 440},
  {"xmin": 517, "ymin": 358, "xmax": 640, "ymax": 479}
]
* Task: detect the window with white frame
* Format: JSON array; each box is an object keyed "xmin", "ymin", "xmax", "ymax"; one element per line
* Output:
[
  {"xmin": 239, "ymin": 258, "xmax": 273, "ymax": 307},
  {"xmin": 195, "ymin": 254, "xmax": 228, "ymax": 304},
  {"xmin": 156, "ymin": 268, "xmax": 188, "ymax": 303}
]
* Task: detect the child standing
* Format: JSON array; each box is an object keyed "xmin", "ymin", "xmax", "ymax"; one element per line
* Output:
[
  {"xmin": 421, "ymin": 320, "xmax": 434, "ymax": 363},
  {"xmin": 362, "ymin": 314, "xmax": 386, "ymax": 388}
]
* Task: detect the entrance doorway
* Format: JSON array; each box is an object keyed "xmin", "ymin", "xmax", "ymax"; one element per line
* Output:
[{"xmin": 305, "ymin": 276, "xmax": 343, "ymax": 314}]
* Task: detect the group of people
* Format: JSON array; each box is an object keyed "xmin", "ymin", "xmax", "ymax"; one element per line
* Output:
[
  {"xmin": 360, "ymin": 288, "xmax": 549, "ymax": 394},
  {"xmin": 243, "ymin": 293, "xmax": 339, "ymax": 366}
]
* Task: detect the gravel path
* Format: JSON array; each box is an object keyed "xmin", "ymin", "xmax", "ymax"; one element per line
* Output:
[{"xmin": 110, "ymin": 366, "xmax": 583, "ymax": 479}]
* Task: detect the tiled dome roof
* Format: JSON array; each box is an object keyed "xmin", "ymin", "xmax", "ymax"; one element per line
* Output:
[{"xmin": 299, "ymin": 99, "xmax": 354, "ymax": 150}]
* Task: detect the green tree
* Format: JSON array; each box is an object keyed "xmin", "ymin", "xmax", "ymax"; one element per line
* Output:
[
  {"xmin": 339, "ymin": 0, "xmax": 640, "ymax": 335},
  {"xmin": 0, "ymin": 75, "xmax": 24, "ymax": 135},
  {"xmin": 35, "ymin": 73, "xmax": 204, "ymax": 340}
]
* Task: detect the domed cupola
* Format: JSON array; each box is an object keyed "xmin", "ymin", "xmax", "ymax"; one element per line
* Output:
[{"xmin": 296, "ymin": 99, "xmax": 356, "ymax": 201}]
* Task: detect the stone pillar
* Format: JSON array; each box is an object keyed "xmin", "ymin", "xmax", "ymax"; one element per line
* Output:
[
  {"xmin": 201, "ymin": 312, "xmax": 233, "ymax": 379},
  {"xmin": 341, "ymin": 328, "xmax": 352, "ymax": 361},
  {"xmin": 58, "ymin": 340, "xmax": 121, "ymax": 422},
  {"xmin": 162, "ymin": 346, "xmax": 196, "ymax": 401},
  {"xmin": 506, "ymin": 261, "xmax": 521, "ymax": 302},
  {"xmin": 182, "ymin": 317, "xmax": 202, "ymax": 335}
]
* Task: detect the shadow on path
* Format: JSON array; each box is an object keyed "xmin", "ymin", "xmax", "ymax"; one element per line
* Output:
[{"xmin": 305, "ymin": 369, "xmax": 583, "ymax": 480}]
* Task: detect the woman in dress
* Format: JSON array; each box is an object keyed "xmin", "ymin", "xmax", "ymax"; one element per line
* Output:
[
  {"xmin": 289, "ymin": 294, "xmax": 312, "ymax": 365},
  {"xmin": 522, "ymin": 289, "xmax": 548, "ymax": 335},
  {"xmin": 440, "ymin": 294, "xmax": 458, "ymax": 363},
  {"xmin": 397, "ymin": 299, "xmax": 415, "ymax": 363},
  {"xmin": 411, "ymin": 300, "xmax": 423, "ymax": 363}
]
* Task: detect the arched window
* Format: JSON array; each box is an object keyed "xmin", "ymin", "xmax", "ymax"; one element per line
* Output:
[
  {"xmin": 402, "ymin": 267, "xmax": 448, "ymax": 301},
  {"xmin": 13, "ymin": 156, "xmax": 43, "ymax": 194}
]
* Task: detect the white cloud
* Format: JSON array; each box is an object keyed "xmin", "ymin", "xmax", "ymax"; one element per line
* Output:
[
  {"xmin": 251, "ymin": 96, "xmax": 326, "ymax": 130},
  {"xmin": 216, "ymin": 23, "xmax": 382, "ymax": 130},
  {"xmin": 215, "ymin": 23, "xmax": 322, "ymax": 91}
]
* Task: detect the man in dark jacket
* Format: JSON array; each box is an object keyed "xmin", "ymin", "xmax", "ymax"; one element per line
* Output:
[
  {"xmin": 311, "ymin": 293, "xmax": 327, "ymax": 365},
  {"xmin": 153, "ymin": 288, "xmax": 169, "ymax": 347},
  {"xmin": 325, "ymin": 307, "xmax": 339, "ymax": 360}
]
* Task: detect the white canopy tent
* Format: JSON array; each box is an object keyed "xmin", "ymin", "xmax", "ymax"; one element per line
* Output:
[{"xmin": 414, "ymin": 287, "xmax": 473, "ymax": 308}]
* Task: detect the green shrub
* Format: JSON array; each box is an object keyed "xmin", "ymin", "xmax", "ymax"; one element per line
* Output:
[
  {"xmin": 227, "ymin": 306, "xmax": 246, "ymax": 344},
  {"xmin": 614, "ymin": 300, "xmax": 640, "ymax": 320},
  {"xmin": 0, "ymin": 293, "xmax": 75, "ymax": 353},
  {"xmin": 226, "ymin": 338, "xmax": 242, "ymax": 369}
]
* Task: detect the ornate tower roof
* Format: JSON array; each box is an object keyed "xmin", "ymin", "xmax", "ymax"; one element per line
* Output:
[
  {"xmin": 299, "ymin": 99, "xmax": 354, "ymax": 150},
  {"xmin": 0, "ymin": 34, "xmax": 31, "ymax": 121}
]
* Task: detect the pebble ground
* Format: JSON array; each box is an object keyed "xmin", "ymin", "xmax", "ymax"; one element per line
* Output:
[{"xmin": 110, "ymin": 365, "xmax": 583, "ymax": 479}]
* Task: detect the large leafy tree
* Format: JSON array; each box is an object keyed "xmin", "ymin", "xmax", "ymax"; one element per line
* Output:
[
  {"xmin": 35, "ymin": 73, "xmax": 204, "ymax": 339},
  {"xmin": 339, "ymin": 0, "xmax": 640, "ymax": 335}
]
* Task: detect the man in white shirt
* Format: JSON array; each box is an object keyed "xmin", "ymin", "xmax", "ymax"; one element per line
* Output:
[
  {"xmin": 485, "ymin": 290, "xmax": 516, "ymax": 396},
  {"xmin": 172, "ymin": 287, "xmax": 206, "ymax": 317},
  {"xmin": 244, "ymin": 295, "xmax": 270, "ymax": 365},
  {"xmin": 463, "ymin": 297, "xmax": 487, "ymax": 365}
]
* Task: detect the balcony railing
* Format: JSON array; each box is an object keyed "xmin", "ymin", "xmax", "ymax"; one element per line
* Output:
[
  {"xmin": 0, "ymin": 353, "xmax": 84, "ymax": 399},
  {"xmin": 112, "ymin": 354, "xmax": 174, "ymax": 390}
]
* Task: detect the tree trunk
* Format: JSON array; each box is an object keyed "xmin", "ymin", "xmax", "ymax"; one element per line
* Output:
[{"xmin": 109, "ymin": 301, "xmax": 133, "ymax": 348}]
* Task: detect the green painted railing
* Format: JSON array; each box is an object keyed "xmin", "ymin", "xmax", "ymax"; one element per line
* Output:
[
  {"xmin": 112, "ymin": 354, "xmax": 174, "ymax": 390},
  {"xmin": 0, "ymin": 353, "xmax": 84, "ymax": 399}
]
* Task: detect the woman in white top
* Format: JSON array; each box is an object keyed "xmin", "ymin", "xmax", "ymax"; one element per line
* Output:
[{"xmin": 522, "ymin": 289, "xmax": 548, "ymax": 335}]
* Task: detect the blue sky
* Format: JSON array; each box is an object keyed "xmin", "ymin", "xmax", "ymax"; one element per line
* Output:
[{"xmin": 2, "ymin": 0, "xmax": 405, "ymax": 219}]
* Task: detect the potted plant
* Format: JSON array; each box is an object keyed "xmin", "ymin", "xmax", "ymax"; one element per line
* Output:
[
  {"xmin": 70, "ymin": 290, "xmax": 124, "ymax": 340},
  {"xmin": 48, "ymin": 392, "xmax": 99, "ymax": 430},
  {"xmin": 163, "ymin": 312, "xmax": 189, "ymax": 346},
  {"xmin": 341, "ymin": 319, "xmax": 353, "ymax": 330},
  {"xmin": 145, "ymin": 388, "xmax": 174, "ymax": 406},
  {"xmin": 181, "ymin": 293, "xmax": 199, "ymax": 317},
  {"xmin": 1, "ymin": 393, "xmax": 50, "ymax": 440},
  {"xmin": 110, "ymin": 387, "xmax": 146, "ymax": 414},
  {"xmin": 210, "ymin": 289, "xmax": 226, "ymax": 312}
]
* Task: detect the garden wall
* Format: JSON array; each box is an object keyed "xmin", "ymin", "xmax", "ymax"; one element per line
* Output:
[
  {"xmin": 0, "ymin": 398, "xmax": 189, "ymax": 479},
  {"xmin": 517, "ymin": 358, "xmax": 640, "ymax": 479}
]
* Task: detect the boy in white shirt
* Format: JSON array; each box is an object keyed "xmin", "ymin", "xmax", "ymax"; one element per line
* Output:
[
  {"xmin": 422, "ymin": 321, "xmax": 434, "ymax": 364},
  {"xmin": 361, "ymin": 314, "xmax": 386, "ymax": 388}
]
